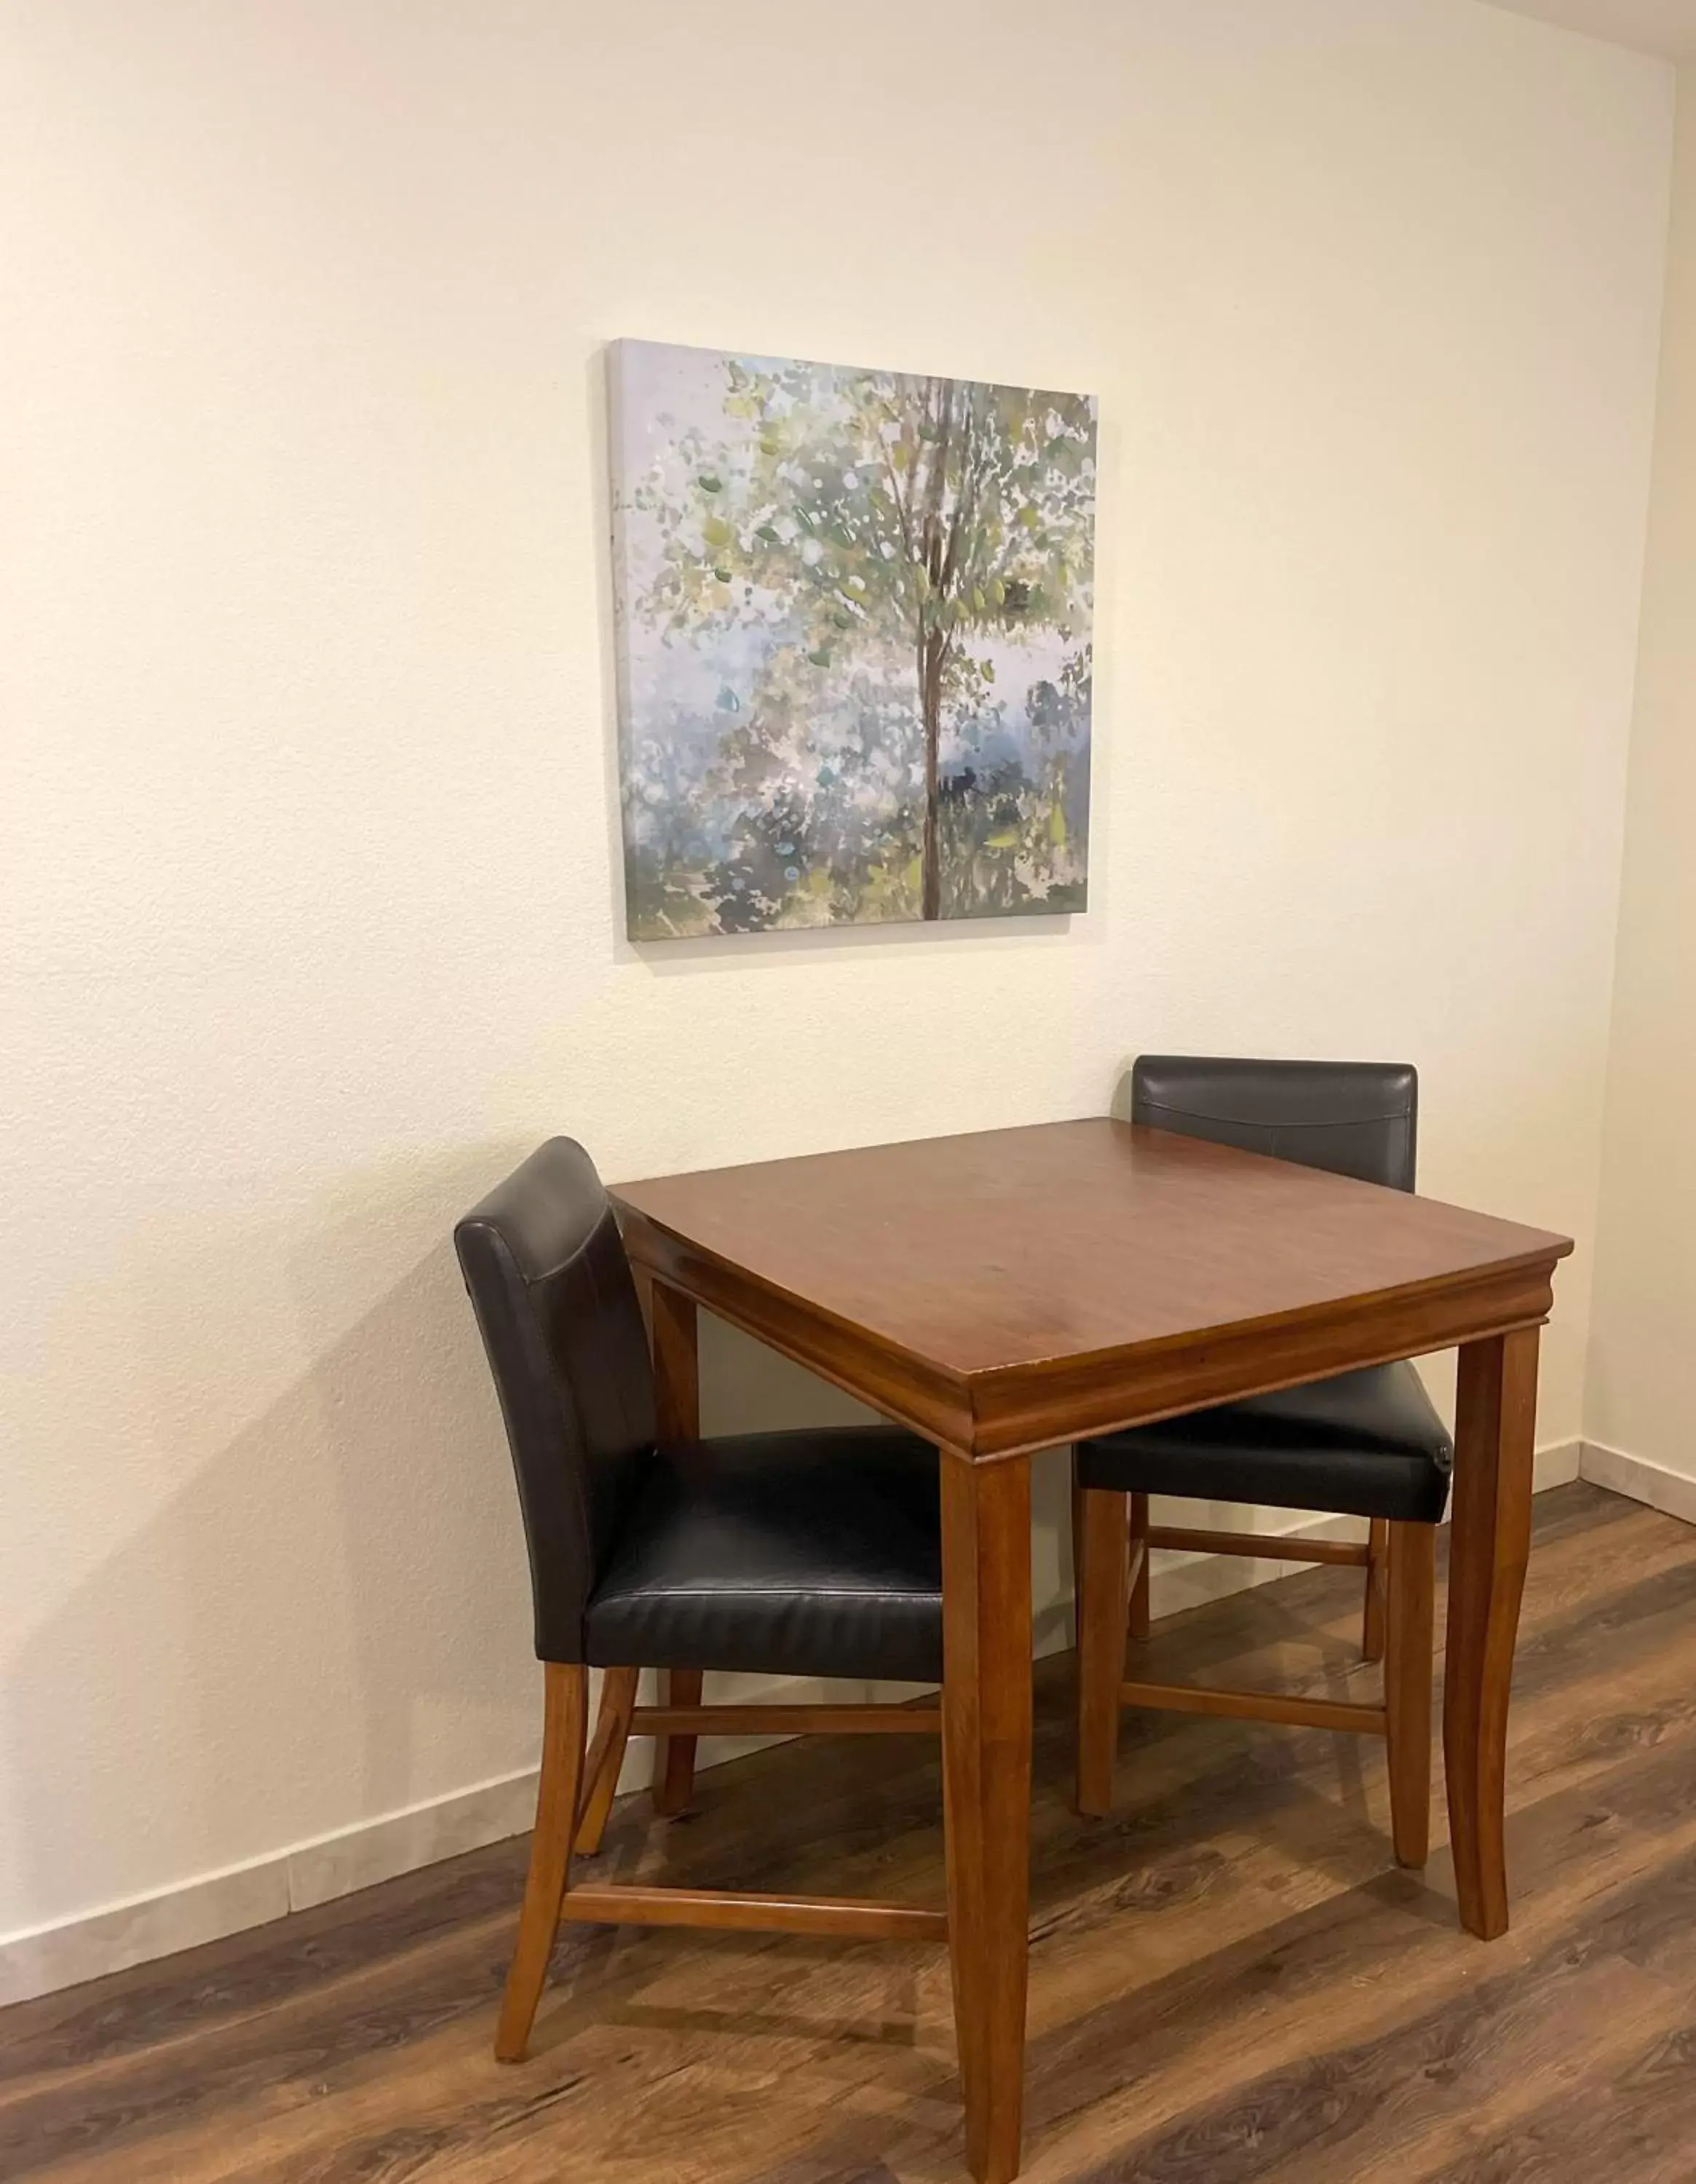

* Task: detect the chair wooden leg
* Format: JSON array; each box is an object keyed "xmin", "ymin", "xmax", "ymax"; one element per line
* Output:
[
  {"xmin": 651, "ymin": 1667, "xmax": 703, "ymax": 1816},
  {"xmin": 1075, "ymin": 1485, "xmax": 1130, "ymax": 1818},
  {"xmin": 1362, "ymin": 1518, "xmax": 1389, "ymax": 1663},
  {"xmin": 574, "ymin": 1665, "xmax": 639, "ymax": 1856},
  {"xmin": 1128, "ymin": 1491, "xmax": 1152, "ymax": 1642},
  {"xmin": 496, "ymin": 1661, "xmax": 587, "ymax": 2063},
  {"xmin": 1384, "ymin": 1522, "xmax": 1435, "ymax": 1869}
]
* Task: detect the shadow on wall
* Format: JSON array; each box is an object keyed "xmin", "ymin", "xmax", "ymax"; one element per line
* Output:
[
  {"xmin": 4, "ymin": 1143, "xmax": 1075, "ymax": 1944},
  {"xmin": 5, "ymin": 1150, "xmax": 539, "ymax": 1939}
]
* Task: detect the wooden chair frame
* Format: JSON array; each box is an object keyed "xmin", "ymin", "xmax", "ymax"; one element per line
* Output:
[
  {"xmin": 1074, "ymin": 1487, "xmax": 1436, "ymax": 1868},
  {"xmin": 496, "ymin": 1670, "xmax": 944, "ymax": 2062}
]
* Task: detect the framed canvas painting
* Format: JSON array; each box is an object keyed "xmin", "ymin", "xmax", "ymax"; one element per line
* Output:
[{"xmin": 609, "ymin": 339, "xmax": 1096, "ymax": 939}]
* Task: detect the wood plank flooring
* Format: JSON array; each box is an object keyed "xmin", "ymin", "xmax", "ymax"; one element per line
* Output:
[{"xmin": 7, "ymin": 1482, "xmax": 1696, "ymax": 2183}]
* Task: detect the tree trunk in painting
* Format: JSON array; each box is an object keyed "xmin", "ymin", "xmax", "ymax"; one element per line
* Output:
[
  {"xmin": 916, "ymin": 377, "xmax": 956, "ymax": 923},
  {"xmin": 919, "ymin": 628, "xmax": 946, "ymax": 922}
]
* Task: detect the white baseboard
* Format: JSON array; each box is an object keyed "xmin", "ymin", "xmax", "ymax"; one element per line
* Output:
[
  {"xmin": 1580, "ymin": 1439, "xmax": 1696, "ymax": 1525},
  {"xmin": 0, "ymin": 1767, "xmax": 544, "ymax": 2009},
  {"xmin": 1534, "ymin": 1434, "xmax": 1585, "ymax": 1492},
  {"xmin": 0, "ymin": 1437, "xmax": 1587, "ymax": 2009}
]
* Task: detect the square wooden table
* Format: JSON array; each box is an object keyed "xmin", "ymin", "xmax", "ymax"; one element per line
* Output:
[{"xmin": 612, "ymin": 1117, "xmax": 1573, "ymax": 2183}]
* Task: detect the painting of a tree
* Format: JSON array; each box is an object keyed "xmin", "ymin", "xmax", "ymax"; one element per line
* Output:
[{"xmin": 611, "ymin": 339, "xmax": 1096, "ymax": 938}]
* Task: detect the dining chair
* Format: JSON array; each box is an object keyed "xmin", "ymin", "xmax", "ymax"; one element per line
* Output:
[
  {"xmin": 455, "ymin": 1137, "xmax": 948, "ymax": 2065},
  {"xmin": 1072, "ymin": 1056, "xmax": 1453, "ymax": 1868}
]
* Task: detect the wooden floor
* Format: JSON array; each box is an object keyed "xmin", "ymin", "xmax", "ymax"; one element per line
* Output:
[{"xmin": 9, "ymin": 1481, "xmax": 1696, "ymax": 2183}]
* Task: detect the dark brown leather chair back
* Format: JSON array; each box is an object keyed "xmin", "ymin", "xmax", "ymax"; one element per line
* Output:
[
  {"xmin": 1130, "ymin": 1056, "xmax": 1418, "ymax": 1192},
  {"xmin": 455, "ymin": 1139, "xmax": 657, "ymax": 1663}
]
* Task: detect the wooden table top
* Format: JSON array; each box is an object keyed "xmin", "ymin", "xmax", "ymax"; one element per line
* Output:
[{"xmin": 613, "ymin": 1118, "xmax": 1574, "ymax": 1460}]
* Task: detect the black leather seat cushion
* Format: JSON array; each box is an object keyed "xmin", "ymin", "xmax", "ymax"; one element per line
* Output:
[
  {"xmin": 1076, "ymin": 1363, "xmax": 1453, "ymax": 1524},
  {"xmin": 585, "ymin": 1426, "xmax": 943, "ymax": 1683}
]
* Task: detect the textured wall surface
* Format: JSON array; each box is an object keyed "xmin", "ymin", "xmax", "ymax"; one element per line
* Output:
[
  {"xmin": 1589, "ymin": 73, "xmax": 1696, "ymax": 1472},
  {"xmin": 0, "ymin": 0, "xmax": 1671, "ymax": 1947}
]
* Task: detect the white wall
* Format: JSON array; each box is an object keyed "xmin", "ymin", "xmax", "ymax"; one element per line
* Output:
[
  {"xmin": 0, "ymin": 0, "xmax": 1671, "ymax": 1973},
  {"xmin": 1588, "ymin": 69, "xmax": 1696, "ymax": 1487}
]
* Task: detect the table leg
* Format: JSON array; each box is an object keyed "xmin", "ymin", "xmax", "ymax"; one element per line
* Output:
[
  {"xmin": 1128, "ymin": 1491, "xmax": 1151, "ymax": 1642},
  {"xmin": 1074, "ymin": 1483, "xmax": 1128, "ymax": 1819},
  {"xmin": 941, "ymin": 1452, "xmax": 1032, "ymax": 2184},
  {"xmin": 643, "ymin": 1276, "xmax": 700, "ymax": 1442},
  {"xmin": 640, "ymin": 1275, "xmax": 702, "ymax": 1816},
  {"xmin": 1444, "ymin": 1326, "xmax": 1540, "ymax": 1939}
]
